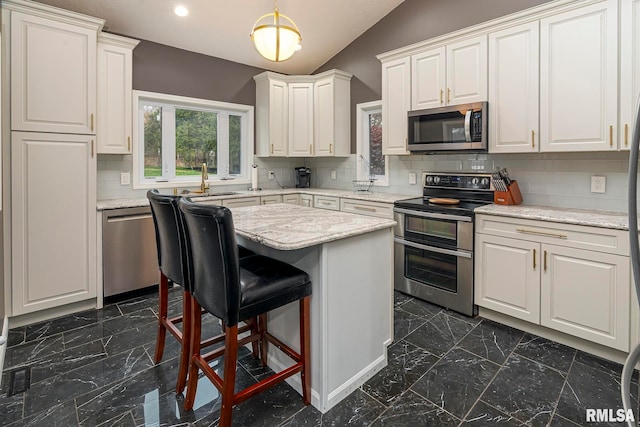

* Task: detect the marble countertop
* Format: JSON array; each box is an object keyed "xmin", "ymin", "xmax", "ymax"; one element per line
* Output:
[
  {"xmin": 475, "ymin": 204, "xmax": 632, "ymax": 230},
  {"xmin": 97, "ymin": 188, "xmax": 414, "ymax": 211},
  {"xmin": 230, "ymin": 203, "xmax": 396, "ymax": 250}
]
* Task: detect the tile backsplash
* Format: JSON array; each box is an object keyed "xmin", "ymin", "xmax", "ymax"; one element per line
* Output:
[{"xmin": 98, "ymin": 151, "xmax": 637, "ymax": 213}]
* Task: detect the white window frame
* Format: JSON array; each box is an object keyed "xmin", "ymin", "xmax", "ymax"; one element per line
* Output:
[
  {"xmin": 356, "ymin": 100, "xmax": 388, "ymax": 186},
  {"xmin": 132, "ymin": 90, "xmax": 254, "ymax": 189}
]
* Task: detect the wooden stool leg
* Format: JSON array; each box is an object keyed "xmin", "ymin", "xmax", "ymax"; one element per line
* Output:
[
  {"xmin": 154, "ymin": 272, "xmax": 169, "ymax": 363},
  {"xmin": 249, "ymin": 317, "xmax": 260, "ymax": 359},
  {"xmin": 184, "ymin": 295, "xmax": 202, "ymax": 411},
  {"xmin": 219, "ymin": 324, "xmax": 239, "ymax": 427},
  {"xmin": 300, "ymin": 296, "xmax": 311, "ymax": 405},
  {"xmin": 259, "ymin": 313, "xmax": 268, "ymax": 367},
  {"xmin": 175, "ymin": 289, "xmax": 191, "ymax": 394}
]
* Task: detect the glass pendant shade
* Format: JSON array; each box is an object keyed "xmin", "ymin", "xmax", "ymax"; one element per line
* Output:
[{"xmin": 251, "ymin": 6, "xmax": 301, "ymax": 62}]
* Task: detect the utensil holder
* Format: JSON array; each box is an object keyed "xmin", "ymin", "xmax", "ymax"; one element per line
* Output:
[{"xmin": 494, "ymin": 180, "xmax": 523, "ymax": 205}]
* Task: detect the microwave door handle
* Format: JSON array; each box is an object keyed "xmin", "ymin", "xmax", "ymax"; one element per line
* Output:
[{"xmin": 464, "ymin": 110, "xmax": 472, "ymax": 141}]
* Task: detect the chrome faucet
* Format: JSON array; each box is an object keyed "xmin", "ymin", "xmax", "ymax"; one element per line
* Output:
[{"xmin": 201, "ymin": 162, "xmax": 209, "ymax": 193}]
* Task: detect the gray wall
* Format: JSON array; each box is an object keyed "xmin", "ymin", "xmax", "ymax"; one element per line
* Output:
[
  {"xmin": 132, "ymin": 40, "xmax": 266, "ymax": 105},
  {"xmin": 314, "ymin": 0, "xmax": 553, "ymax": 151}
]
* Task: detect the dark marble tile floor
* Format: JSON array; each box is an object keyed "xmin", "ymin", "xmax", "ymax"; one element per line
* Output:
[{"xmin": 1, "ymin": 287, "xmax": 638, "ymax": 426}]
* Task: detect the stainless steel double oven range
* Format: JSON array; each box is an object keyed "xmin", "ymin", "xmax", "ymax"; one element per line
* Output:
[{"xmin": 393, "ymin": 173, "xmax": 494, "ymax": 317}]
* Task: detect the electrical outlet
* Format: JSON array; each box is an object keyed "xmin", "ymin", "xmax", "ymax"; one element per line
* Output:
[
  {"xmin": 120, "ymin": 172, "xmax": 130, "ymax": 185},
  {"xmin": 591, "ymin": 175, "xmax": 606, "ymax": 193},
  {"xmin": 331, "ymin": 170, "xmax": 337, "ymax": 180},
  {"xmin": 409, "ymin": 172, "xmax": 417, "ymax": 185},
  {"xmin": 268, "ymin": 170, "xmax": 275, "ymax": 180}
]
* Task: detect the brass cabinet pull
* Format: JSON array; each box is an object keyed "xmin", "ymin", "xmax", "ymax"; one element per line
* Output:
[
  {"xmin": 531, "ymin": 130, "xmax": 535, "ymax": 148},
  {"xmin": 440, "ymin": 89, "xmax": 444, "ymax": 104},
  {"xmin": 90, "ymin": 114, "xmax": 94, "ymax": 132},
  {"xmin": 516, "ymin": 228, "xmax": 567, "ymax": 239},
  {"xmin": 610, "ymin": 125, "xmax": 613, "ymax": 147},
  {"xmin": 533, "ymin": 248, "xmax": 537, "ymax": 269},
  {"xmin": 91, "ymin": 139, "xmax": 94, "ymax": 158},
  {"xmin": 625, "ymin": 124, "xmax": 629, "ymax": 146},
  {"xmin": 127, "ymin": 136, "xmax": 131, "ymax": 152},
  {"xmin": 270, "ymin": 144, "xmax": 274, "ymax": 154},
  {"xmin": 329, "ymin": 143, "xmax": 333, "ymax": 154},
  {"xmin": 447, "ymin": 88, "xmax": 451, "ymax": 103},
  {"xmin": 544, "ymin": 250, "xmax": 548, "ymax": 271}
]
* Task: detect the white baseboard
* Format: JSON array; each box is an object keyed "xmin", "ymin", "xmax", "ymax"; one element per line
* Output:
[{"xmin": 0, "ymin": 316, "xmax": 9, "ymax": 388}]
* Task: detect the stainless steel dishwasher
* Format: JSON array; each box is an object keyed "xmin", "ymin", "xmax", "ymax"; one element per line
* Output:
[{"xmin": 102, "ymin": 206, "xmax": 159, "ymax": 297}]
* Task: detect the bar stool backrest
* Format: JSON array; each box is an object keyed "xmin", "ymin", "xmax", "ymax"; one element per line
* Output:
[
  {"xmin": 147, "ymin": 190, "xmax": 192, "ymax": 292},
  {"xmin": 178, "ymin": 198, "xmax": 242, "ymax": 326}
]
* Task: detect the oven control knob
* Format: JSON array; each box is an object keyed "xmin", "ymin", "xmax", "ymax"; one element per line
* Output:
[
  {"xmin": 433, "ymin": 176, "xmax": 440, "ymax": 184},
  {"xmin": 471, "ymin": 177, "xmax": 479, "ymax": 186},
  {"xmin": 481, "ymin": 177, "xmax": 490, "ymax": 188},
  {"xmin": 425, "ymin": 175, "xmax": 433, "ymax": 184}
]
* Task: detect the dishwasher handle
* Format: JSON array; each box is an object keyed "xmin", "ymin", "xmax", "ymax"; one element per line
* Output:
[{"xmin": 106, "ymin": 213, "xmax": 153, "ymax": 223}]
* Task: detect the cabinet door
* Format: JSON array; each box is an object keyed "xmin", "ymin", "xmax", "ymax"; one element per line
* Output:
[
  {"xmin": 381, "ymin": 57, "xmax": 410, "ymax": 155},
  {"xmin": 222, "ymin": 197, "xmax": 260, "ymax": 208},
  {"xmin": 540, "ymin": 0, "xmax": 618, "ymax": 151},
  {"xmin": 540, "ymin": 244, "xmax": 630, "ymax": 351},
  {"xmin": 283, "ymin": 194, "xmax": 300, "ymax": 205},
  {"xmin": 269, "ymin": 79, "xmax": 289, "ymax": 156},
  {"xmin": 11, "ymin": 12, "xmax": 97, "ymax": 134},
  {"xmin": 261, "ymin": 195, "xmax": 283, "ymax": 205},
  {"xmin": 314, "ymin": 77, "xmax": 335, "ymax": 156},
  {"xmin": 475, "ymin": 234, "xmax": 540, "ymax": 322},
  {"xmin": 446, "ymin": 35, "xmax": 487, "ymax": 105},
  {"xmin": 288, "ymin": 83, "xmax": 314, "ymax": 157},
  {"xmin": 488, "ymin": 22, "xmax": 540, "ymax": 153},
  {"xmin": 619, "ymin": 0, "xmax": 640, "ymax": 151},
  {"xmin": 300, "ymin": 194, "xmax": 313, "ymax": 207},
  {"xmin": 97, "ymin": 37, "xmax": 136, "ymax": 154},
  {"xmin": 11, "ymin": 132, "xmax": 96, "ymax": 315},
  {"xmin": 411, "ymin": 47, "xmax": 445, "ymax": 110}
]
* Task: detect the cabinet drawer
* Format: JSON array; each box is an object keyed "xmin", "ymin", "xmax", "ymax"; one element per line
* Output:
[
  {"xmin": 340, "ymin": 199, "xmax": 393, "ymax": 219},
  {"xmin": 476, "ymin": 214, "xmax": 629, "ymax": 256},
  {"xmin": 221, "ymin": 197, "xmax": 260, "ymax": 208},
  {"xmin": 282, "ymin": 194, "xmax": 300, "ymax": 205},
  {"xmin": 260, "ymin": 195, "xmax": 283, "ymax": 205},
  {"xmin": 314, "ymin": 195, "xmax": 340, "ymax": 211}
]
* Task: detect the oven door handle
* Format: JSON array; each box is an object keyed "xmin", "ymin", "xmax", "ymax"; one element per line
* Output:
[
  {"xmin": 394, "ymin": 237, "xmax": 472, "ymax": 259},
  {"xmin": 393, "ymin": 207, "xmax": 472, "ymax": 222}
]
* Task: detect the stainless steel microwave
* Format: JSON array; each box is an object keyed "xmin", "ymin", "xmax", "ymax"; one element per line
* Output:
[{"xmin": 407, "ymin": 102, "xmax": 487, "ymax": 153}]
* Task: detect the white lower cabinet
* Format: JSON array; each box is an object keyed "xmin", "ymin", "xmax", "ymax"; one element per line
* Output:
[
  {"xmin": 221, "ymin": 197, "xmax": 260, "ymax": 208},
  {"xmin": 314, "ymin": 195, "xmax": 340, "ymax": 211},
  {"xmin": 475, "ymin": 214, "xmax": 630, "ymax": 351},
  {"xmin": 339, "ymin": 198, "xmax": 394, "ymax": 219},
  {"xmin": 282, "ymin": 194, "xmax": 300, "ymax": 205},
  {"xmin": 260, "ymin": 195, "xmax": 282, "ymax": 205},
  {"xmin": 300, "ymin": 194, "xmax": 313, "ymax": 207},
  {"xmin": 11, "ymin": 132, "xmax": 97, "ymax": 315}
]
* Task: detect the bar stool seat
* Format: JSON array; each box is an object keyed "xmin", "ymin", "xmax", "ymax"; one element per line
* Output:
[{"xmin": 178, "ymin": 198, "xmax": 311, "ymax": 427}]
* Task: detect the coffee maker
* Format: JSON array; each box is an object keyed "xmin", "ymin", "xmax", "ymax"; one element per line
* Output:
[{"xmin": 295, "ymin": 167, "xmax": 311, "ymax": 188}]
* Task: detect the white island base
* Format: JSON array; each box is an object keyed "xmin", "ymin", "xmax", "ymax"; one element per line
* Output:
[{"xmin": 237, "ymin": 227, "xmax": 394, "ymax": 413}]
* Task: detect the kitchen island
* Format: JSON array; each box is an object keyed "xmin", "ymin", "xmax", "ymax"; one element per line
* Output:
[{"xmin": 226, "ymin": 203, "xmax": 396, "ymax": 412}]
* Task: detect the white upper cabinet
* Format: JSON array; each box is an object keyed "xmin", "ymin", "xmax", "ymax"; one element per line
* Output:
[
  {"xmin": 288, "ymin": 82, "xmax": 314, "ymax": 157},
  {"xmin": 314, "ymin": 71, "xmax": 351, "ymax": 157},
  {"xmin": 488, "ymin": 22, "xmax": 540, "ymax": 153},
  {"xmin": 411, "ymin": 36, "xmax": 487, "ymax": 111},
  {"xmin": 97, "ymin": 33, "xmax": 139, "ymax": 154},
  {"xmin": 619, "ymin": 0, "xmax": 640, "ymax": 151},
  {"xmin": 411, "ymin": 47, "xmax": 446, "ymax": 110},
  {"xmin": 446, "ymin": 35, "xmax": 488, "ymax": 105},
  {"xmin": 539, "ymin": 0, "xmax": 618, "ymax": 152},
  {"xmin": 381, "ymin": 57, "xmax": 411, "ymax": 155},
  {"xmin": 11, "ymin": 10, "xmax": 99, "ymax": 134},
  {"xmin": 254, "ymin": 70, "xmax": 351, "ymax": 157},
  {"xmin": 255, "ymin": 73, "xmax": 288, "ymax": 157}
]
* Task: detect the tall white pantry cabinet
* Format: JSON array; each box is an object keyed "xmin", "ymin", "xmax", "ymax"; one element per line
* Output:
[{"xmin": 2, "ymin": 1, "xmax": 104, "ymax": 317}]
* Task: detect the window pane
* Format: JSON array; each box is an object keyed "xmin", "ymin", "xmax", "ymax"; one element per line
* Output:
[
  {"xmin": 175, "ymin": 109, "xmax": 218, "ymax": 176},
  {"xmin": 368, "ymin": 112, "xmax": 384, "ymax": 176},
  {"xmin": 143, "ymin": 105, "xmax": 163, "ymax": 178},
  {"xmin": 229, "ymin": 115, "xmax": 242, "ymax": 175}
]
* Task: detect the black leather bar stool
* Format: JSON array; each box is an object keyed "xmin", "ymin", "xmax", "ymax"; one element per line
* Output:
[
  {"xmin": 178, "ymin": 198, "xmax": 311, "ymax": 427},
  {"xmin": 147, "ymin": 190, "xmax": 256, "ymax": 394}
]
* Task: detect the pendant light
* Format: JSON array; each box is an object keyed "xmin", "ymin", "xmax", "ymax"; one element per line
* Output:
[{"xmin": 250, "ymin": 0, "xmax": 301, "ymax": 62}]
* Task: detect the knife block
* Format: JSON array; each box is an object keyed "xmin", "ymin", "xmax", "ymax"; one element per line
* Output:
[{"xmin": 494, "ymin": 180, "xmax": 523, "ymax": 205}]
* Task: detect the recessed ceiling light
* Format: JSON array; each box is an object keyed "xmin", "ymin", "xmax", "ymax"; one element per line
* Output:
[{"xmin": 174, "ymin": 5, "xmax": 189, "ymax": 17}]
